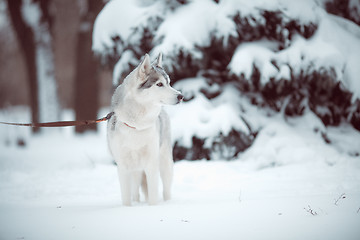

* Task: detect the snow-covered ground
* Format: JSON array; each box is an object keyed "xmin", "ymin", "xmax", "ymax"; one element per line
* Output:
[{"xmin": 1, "ymin": 102, "xmax": 359, "ymax": 240}]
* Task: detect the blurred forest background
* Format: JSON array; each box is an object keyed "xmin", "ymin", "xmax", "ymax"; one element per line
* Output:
[
  {"xmin": 0, "ymin": 0, "xmax": 111, "ymax": 133},
  {"xmin": 0, "ymin": 0, "xmax": 359, "ymax": 160}
]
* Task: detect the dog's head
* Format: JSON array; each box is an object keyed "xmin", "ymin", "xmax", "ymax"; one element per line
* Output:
[{"xmin": 128, "ymin": 53, "xmax": 183, "ymax": 106}]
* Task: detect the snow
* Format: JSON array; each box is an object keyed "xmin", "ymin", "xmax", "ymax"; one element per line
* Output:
[
  {"xmin": 112, "ymin": 50, "xmax": 137, "ymax": 86},
  {"xmin": 0, "ymin": 1, "xmax": 8, "ymax": 30},
  {"xmin": 318, "ymin": 14, "xmax": 360, "ymax": 101},
  {"xmin": 1, "ymin": 101, "xmax": 360, "ymax": 240},
  {"xmin": 152, "ymin": 0, "xmax": 237, "ymax": 58},
  {"xmin": 229, "ymin": 41, "xmax": 279, "ymax": 84},
  {"xmin": 166, "ymin": 78, "xmax": 249, "ymax": 148},
  {"xmin": 21, "ymin": 0, "xmax": 41, "ymax": 29},
  {"xmin": 92, "ymin": 0, "xmax": 163, "ymax": 53},
  {"xmin": 92, "ymin": 1, "xmax": 146, "ymax": 51},
  {"xmin": 274, "ymin": 33, "xmax": 346, "ymax": 82},
  {"xmin": 228, "ymin": 11, "xmax": 360, "ymax": 100},
  {"xmin": 92, "ymin": 0, "xmax": 320, "ymax": 54}
]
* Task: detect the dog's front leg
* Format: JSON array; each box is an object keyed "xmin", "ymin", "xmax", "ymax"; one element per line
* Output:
[
  {"xmin": 117, "ymin": 167, "xmax": 132, "ymax": 206},
  {"xmin": 159, "ymin": 145, "xmax": 174, "ymax": 201},
  {"xmin": 131, "ymin": 171, "xmax": 142, "ymax": 202},
  {"xmin": 144, "ymin": 167, "xmax": 159, "ymax": 205}
]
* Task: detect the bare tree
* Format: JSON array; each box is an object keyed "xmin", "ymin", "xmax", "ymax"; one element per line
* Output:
[
  {"xmin": 7, "ymin": 0, "xmax": 60, "ymax": 133},
  {"xmin": 7, "ymin": 0, "xmax": 39, "ymax": 132},
  {"xmin": 74, "ymin": 0, "xmax": 104, "ymax": 133}
]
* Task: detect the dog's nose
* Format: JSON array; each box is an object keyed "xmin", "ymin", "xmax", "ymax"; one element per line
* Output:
[{"xmin": 177, "ymin": 94, "xmax": 184, "ymax": 102}]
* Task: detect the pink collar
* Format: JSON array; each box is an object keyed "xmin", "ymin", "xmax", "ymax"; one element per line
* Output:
[{"xmin": 123, "ymin": 122, "xmax": 136, "ymax": 129}]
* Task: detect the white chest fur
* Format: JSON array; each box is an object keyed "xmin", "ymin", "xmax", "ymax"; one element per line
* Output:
[{"xmin": 107, "ymin": 119, "xmax": 160, "ymax": 170}]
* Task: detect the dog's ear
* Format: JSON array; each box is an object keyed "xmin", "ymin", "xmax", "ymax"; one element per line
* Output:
[
  {"xmin": 156, "ymin": 52, "xmax": 163, "ymax": 68},
  {"xmin": 138, "ymin": 54, "xmax": 151, "ymax": 79}
]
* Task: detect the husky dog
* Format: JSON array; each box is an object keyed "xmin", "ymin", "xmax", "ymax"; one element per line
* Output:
[{"xmin": 107, "ymin": 53, "xmax": 183, "ymax": 206}]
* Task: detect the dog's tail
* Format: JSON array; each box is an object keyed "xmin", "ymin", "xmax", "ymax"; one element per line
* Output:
[{"xmin": 141, "ymin": 172, "xmax": 148, "ymax": 200}]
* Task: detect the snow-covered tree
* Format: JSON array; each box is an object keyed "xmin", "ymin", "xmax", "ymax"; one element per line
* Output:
[{"xmin": 93, "ymin": 0, "xmax": 360, "ymax": 160}]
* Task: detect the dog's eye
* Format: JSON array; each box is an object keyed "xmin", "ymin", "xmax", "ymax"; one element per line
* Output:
[{"xmin": 156, "ymin": 82, "xmax": 163, "ymax": 87}]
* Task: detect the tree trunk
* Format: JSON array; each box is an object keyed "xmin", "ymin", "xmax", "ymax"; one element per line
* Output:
[
  {"xmin": 33, "ymin": 0, "xmax": 60, "ymax": 124},
  {"xmin": 7, "ymin": 0, "xmax": 40, "ymax": 133},
  {"xmin": 7, "ymin": 0, "xmax": 60, "ymax": 133},
  {"xmin": 74, "ymin": 0, "xmax": 104, "ymax": 133}
]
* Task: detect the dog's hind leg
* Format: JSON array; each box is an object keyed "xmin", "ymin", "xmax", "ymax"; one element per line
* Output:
[
  {"xmin": 160, "ymin": 145, "xmax": 174, "ymax": 201},
  {"xmin": 131, "ymin": 171, "xmax": 142, "ymax": 202},
  {"xmin": 117, "ymin": 167, "xmax": 132, "ymax": 206},
  {"xmin": 141, "ymin": 171, "xmax": 148, "ymax": 201},
  {"xmin": 158, "ymin": 111, "xmax": 174, "ymax": 201},
  {"xmin": 144, "ymin": 167, "xmax": 159, "ymax": 205}
]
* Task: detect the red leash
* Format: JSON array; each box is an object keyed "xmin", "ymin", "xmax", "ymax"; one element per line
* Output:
[{"xmin": 0, "ymin": 112, "xmax": 114, "ymax": 128}]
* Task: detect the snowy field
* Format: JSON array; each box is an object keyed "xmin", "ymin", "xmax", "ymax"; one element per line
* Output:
[{"xmin": 1, "ymin": 102, "xmax": 360, "ymax": 240}]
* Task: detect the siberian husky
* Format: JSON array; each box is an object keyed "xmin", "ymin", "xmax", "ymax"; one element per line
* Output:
[{"xmin": 107, "ymin": 53, "xmax": 183, "ymax": 206}]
